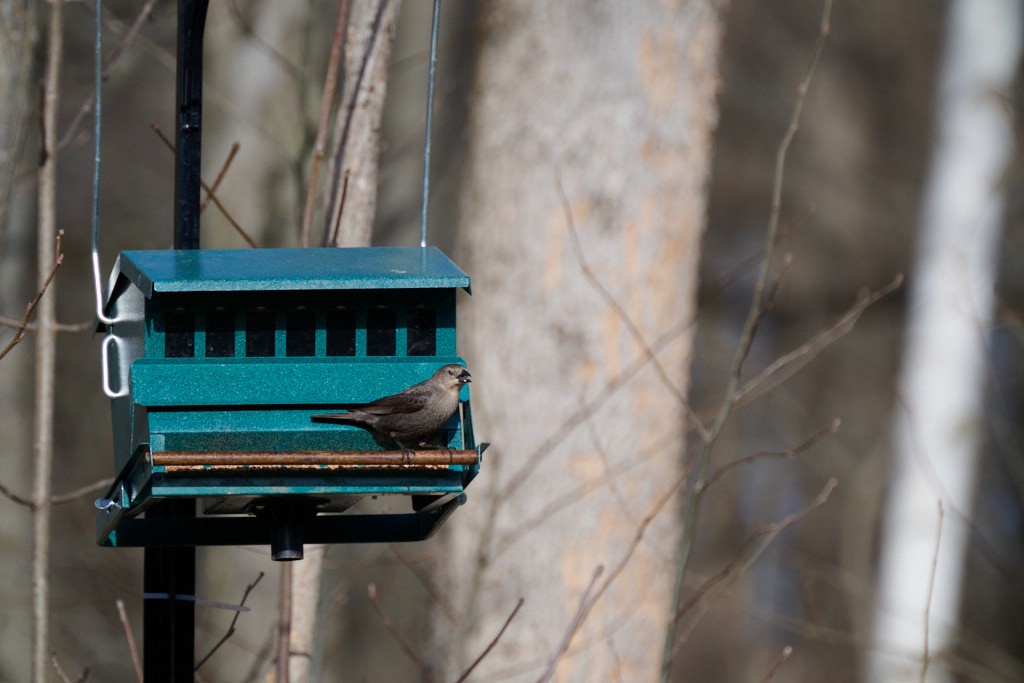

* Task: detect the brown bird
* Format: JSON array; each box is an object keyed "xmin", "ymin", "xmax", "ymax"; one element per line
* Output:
[{"xmin": 311, "ymin": 364, "xmax": 471, "ymax": 453}]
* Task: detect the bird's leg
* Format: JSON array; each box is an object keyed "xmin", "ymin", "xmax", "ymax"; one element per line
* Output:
[{"xmin": 395, "ymin": 439, "xmax": 414, "ymax": 463}]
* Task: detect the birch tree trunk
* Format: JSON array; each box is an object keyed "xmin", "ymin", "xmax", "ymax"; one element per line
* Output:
[
  {"xmin": 442, "ymin": 2, "xmax": 723, "ymax": 680},
  {"xmin": 868, "ymin": 1, "xmax": 1022, "ymax": 680}
]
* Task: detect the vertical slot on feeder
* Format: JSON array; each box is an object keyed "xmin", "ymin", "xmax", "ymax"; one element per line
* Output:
[
  {"xmin": 326, "ymin": 308, "xmax": 356, "ymax": 356},
  {"xmin": 164, "ymin": 309, "xmax": 195, "ymax": 358},
  {"xmin": 406, "ymin": 308, "xmax": 436, "ymax": 356},
  {"xmin": 286, "ymin": 309, "xmax": 316, "ymax": 357},
  {"xmin": 205, "ymin": 309, "xmax": 235, "ymax": 358},
  {"xmin": 245, "ymin": 309, "xmax": 276, "ymax": 357},
  {"xmin": 367, "ymin": 308, "xmax": 396, "ymax": 356}
]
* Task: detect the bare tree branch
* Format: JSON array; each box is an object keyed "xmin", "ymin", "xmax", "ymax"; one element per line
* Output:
[
  {"xmin": 199, "ymin": 141, "xmax": 240, "ymax": 215},
  {"xmin": 734, "ymin": 274, "xmax": 904, "ymax": 406},
  {"xmin": 672, "ymin": 479, "xmax": 838, "ymax": 654},
  {"xmin": 116, "ymin": 600, "xmax": 142, "ymax": 683},
  {"xmin": 921, "ymin": 501, "xmax": 944, "ymax": 683},
  {"xmin": 301, "ymin": 0, "xmax": 350, "ymax": 247},
  {"xmin": 660, "ymin": 4, "xmax": 835, "ymax": 679},
  {"xmin": 194, "ymin": 572, "xmax": 264, "ymax": 672},
  {"xmin": 51, "ymin": 479, "xmax": 112, "ymax": 506},
  {"xmin": 150, "ymin": 124, "xmax": 257, "ymax": 248},
  {"xmin": 702, "ymin": 419, "xmax": 841, "ymax": 491},
  {"xmin": 367, "ymin": 582, "xmax": 434, "ymax": 682},
  {"xmin": 0, "ymin": 230, "xmax": 63, "ymax": 362},
  {"xmin": 557, "ymin": 175, "xmax": 709, "ymax": 441},
  {"xmin": 58, "ymin": 0, "xmax": 160, "ymax": 151},
  {"xmin": 0, "ymin": 316, "xmax": 92, "ymax": 334},
  {"xmin": 455, "ymin": 598, "xmax": 525, "ymax": 683},
  {"xmin": 538, "ymin": 566, "xmax": 604, "ymax": 683},
  {"xmin": 50, "ymin": 654, "xmax": 89, "ymax": 683},
  {"xmin": 759, "ymin": 646, "xmax": 794, "ymax": 683}
]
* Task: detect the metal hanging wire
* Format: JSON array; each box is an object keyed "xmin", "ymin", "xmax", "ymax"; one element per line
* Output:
[
  {"xmin": 419, "ymin": 0, "xmax": 442, "ymax": 248},
  {"xmin": 90, "ymin": 0, "xmax": 117, "ymax": 326}
]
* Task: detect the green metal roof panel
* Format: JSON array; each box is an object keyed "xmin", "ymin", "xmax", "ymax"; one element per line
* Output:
[{"xmin": 116, "ymin": 247, "xmax": 470, "ymax": 296}]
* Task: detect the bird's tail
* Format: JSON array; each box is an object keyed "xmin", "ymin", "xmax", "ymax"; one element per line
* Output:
[{"xmin": 310, "ymin": 412, "xmax": 370, "ymax": 427}]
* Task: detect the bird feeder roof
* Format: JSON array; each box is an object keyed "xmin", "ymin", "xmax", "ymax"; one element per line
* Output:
[{"xmin": 110, "ymin": 246, "xmax": 471, "ymax": 298}]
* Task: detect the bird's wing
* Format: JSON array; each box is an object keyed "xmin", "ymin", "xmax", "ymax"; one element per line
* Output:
[{"xmin": 356, "ymin": 385, "xmax": 431, "ymax": 415}]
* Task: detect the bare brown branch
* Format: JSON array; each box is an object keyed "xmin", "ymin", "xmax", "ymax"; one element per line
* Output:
[
  {"xmin": 455, "ymin": 598, "xmax": 525, "ymax": 683},
  {"xmin": 0, "ymin": 316, "xmax": 93, "ymax": 334},
  {"xmin": 702, "ymin": 419, "xmax": 841, "ymax": 491},
  {"xmin": 50, "ymin": 654, "xmax": 89, "ymax": 683},
  {"xmin": 734, "ymin": 274, "xmax": 904, "ymax": 406},
  {"xmin": 0, "ymin": 230, "xmax": 64, "ymax": 362},
  {"xmin": 301, "ymin": 0, "xmax": 350, "ymax": 247},
  {"xmin": 116, "ymin": 600, "xmax": 142, "ymax": 683},
  {"xmin": 921, "ymin": 500, "xmax": 944, "ymax": 683},
  {"xmin": 759, "ymin": 646, "xmax": 794, "ymax": 683},
  {"xmin": 199, "ymin": 141, "xmax": 240, "ymax": 215},
  {"xmin": 660, "ymin": 4, "xmax": 835, "ymax": 679},
  {"xmin": 538, "ymin": 566, "xmax": 604, "ymax": 683},
  {"xmin": 52, "ymin": 479, "xmax": 112, "ymax": 506},
  {"xmin": 58, "ymin": 0, "xmax": 160, "ymax": 151},
  {"xmin": 194, "ymin": 571, "xmax": 264, "ymax": 672},
  {"xmin": 557, "ymin": 174, "xmax": 709, "ymax": 441},
  {"xmin": 149, "ymin": 124, "xmax": 258, "ymax": 248},
  {"xmin": 672, "ymin": 479, "xmax": 838, "ymax": 655},
  {"xmin": 367, "ymin": 582, "xmax": 434, "ymax": 682}
]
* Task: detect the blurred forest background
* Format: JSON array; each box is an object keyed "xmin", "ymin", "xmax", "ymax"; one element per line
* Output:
[{"xmin": 1, "ymin": 0, "xmax": 1023, "ymax": 681}]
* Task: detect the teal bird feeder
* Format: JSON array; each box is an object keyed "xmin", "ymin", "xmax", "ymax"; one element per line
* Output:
[{"xmin": 95, "ymin": 246, "xmax": 485, "ymax": 559}]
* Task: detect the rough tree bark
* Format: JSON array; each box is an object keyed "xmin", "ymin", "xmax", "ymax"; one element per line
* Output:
[
  {"xmin": 322, "ymin": 0, "xmax": 401, "ymax": 247},
  {"xmin": 441, "ymin": 2, "xmax": 723, "ymax": 680}
]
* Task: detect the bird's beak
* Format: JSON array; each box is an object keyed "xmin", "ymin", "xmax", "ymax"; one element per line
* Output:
[{"xmin": 458, "ymin": 369, "xmax": 472, "ymax": 384}]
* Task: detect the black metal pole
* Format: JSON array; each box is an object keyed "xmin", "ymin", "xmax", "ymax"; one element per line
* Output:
[
  {"xmin": 144, "ymin": 500, "xmax": 196, "ymax": 682},
  {"xmin": 172, "ymin": 0, "xmax": 208, "ymax": 250},
  {"xmin": 145, "ymin": 1, "xmax": 208, "ymax": 680}
]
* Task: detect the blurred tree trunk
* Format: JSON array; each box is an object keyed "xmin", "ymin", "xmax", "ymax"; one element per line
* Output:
[
  {"xmin": 868, "ymin": 1, "xmax": 1022, "ymax": 681},
  {"xmin": 441, "ymin": 2, "xmax": 722, "ymax": 680},
  {"xmin": 0, "ymin": 3, "xmax": 36, "ymax": 682}
]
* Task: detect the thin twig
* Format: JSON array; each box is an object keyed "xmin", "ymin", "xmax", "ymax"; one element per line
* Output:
[
  {"xmin": 538, "ymin": 566, "xmax": 604, "ymax": 683},
  {"xmin": 301, "ymin": 0, "xmax": 350, "ymax": 247},
  {"xmin": 0, "ymin": 316, "xmax": 91, "ymax": 333},
  {"xmin": 759, "ymin": 646, "xmax": 794, "ymax": 683},
  {"xmin": 51, "ymin": 479, "xmax": 113, "ymax": 506},
  {"xmin": 194, "ymin": 572, "xmax": 264, "ymax": 672},
  {"xmin": 0, "ymin": 230, "xmax": 64, "ymax": 362},
  {"xmin": 659, "ymin": 4, "xmax": 834, "ymax": 680},
  {"xmin": 50, "ymin": 654, "xmax": 89, "ymax": 683},
  {"xmin": 199, "ymin": 142, "xmax": 240, "ymax": 214},
  {"xmin": 702, "ymin": 419, "xmax": 840, "ymax": 491},
  {"xmin": 921, "ymin": 501, "xmax": 944, "ymax": 683},
  {"xmin": 1, "ymin": 477, "xmax": 112, "ymax": 509},
  {"xmin": 735, "ymin": 274, "xmax": 904, "ymax": 405},
  {"xmin": 277, "ymin": 563, "xmax": 292, "ymax": 683},
  {"xmin": 0, "ymin": 479, "xmax": 34, "ymax": 507},
  {"xmin": 322, "ymin": 0, "xmax": 390, "ymax": 246},
  {"xmin": 149, "ymin": 124, "xmax": 258, "ymax": 248},
  {"xmin": 455, "ymin": 598, "xmax": 525, "ymax": 683},
  {"xmin": 58, "ymin": 0, "xmax": 160, "ymax": 151},
  {"xmin": 116, "ymin": 600, "xmax": 142, "ymax": 683},
  {"xmin": 367, "ymin": 583, "xmax": 434, "ymax": 682},
  {"xmin": 672, "ymin": 480, "xmax": 838, "ymax": 654},
  {"xmin": 389, "ymin": 544, "xmax": 460, "ymax": 623},
  {"xmin": 557, "ymin": 175, "xmax": 709, "ymax": 442}
]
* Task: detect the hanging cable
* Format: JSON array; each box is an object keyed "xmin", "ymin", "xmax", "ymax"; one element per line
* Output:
[
  {"xmin": 90, "ymin": 0, "xmax": 117, "ymax": 325},
  {"xmin": 419, "ymin": 0, "xmax": 441, "ymax": 248}
]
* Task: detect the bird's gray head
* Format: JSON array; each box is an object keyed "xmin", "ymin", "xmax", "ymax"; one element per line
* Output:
[{"xmin": 436, "ymin": 364, "xmax": 472, "ymax": 387}]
